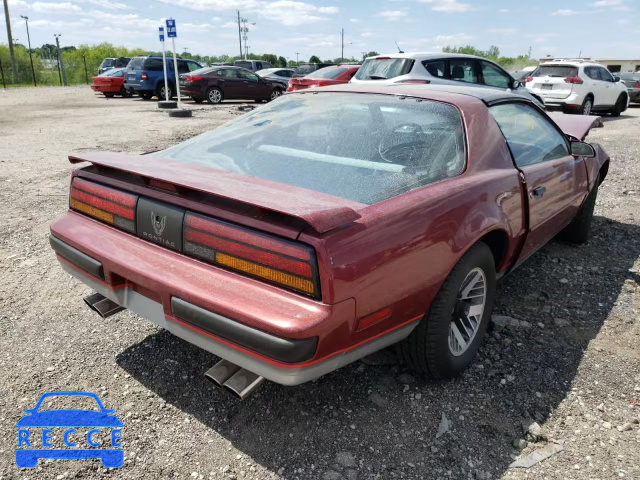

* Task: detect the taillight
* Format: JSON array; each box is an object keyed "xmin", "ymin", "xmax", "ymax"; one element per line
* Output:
[
  {"xmin": 141, "ymin": 72, "xmax": 148, "ymax": 80},
  {"xmin": 185, "ymin": 75, "xmax": 204, "ymax": 82},
  {"xmin": 183, "ymin": 213, "xmax": 320, "ymax": 297},
  {"xmin": 564, "ymin": 76, "xmax": 583, "ymax": 84},
  {"xmin": 396, "ymin": 79, "xmax": 431, "ymax": 84},
  {"xmin": 635, "ymin": 81, "xmax": 640, "ymax": 88},
  {"xmin": 525, "ymin": 76, "xmax": 533, "ymax": 83},
  {"xmin": 69, "ymin": 178, "xmax": 137, "ymax": 233}
]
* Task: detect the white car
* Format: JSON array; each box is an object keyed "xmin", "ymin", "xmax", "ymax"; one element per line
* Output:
[
  {"xmin": 350, "ymin": 52, "xmax": 543, "ymax": 106},
  {"xmin": 525, "ymin": 60, "xmax": 629, "ymax": 116}
]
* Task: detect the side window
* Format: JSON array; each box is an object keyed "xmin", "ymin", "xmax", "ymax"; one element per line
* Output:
[
  {"xmin": 238, "ymin": 70, "xmax": 260, "ymax": 82},
  {"xmin": 481, "ymin": 61, "xmax": 511, "ymax": 89},
  {"xmin": 489, "ymin": 103, "xmax": 569, "ymax": 168},
  {"xmin": 187, "ymin": 62, "xmax": 200, "ymax": 72},
  {"xmin": 422, "ymin": 60, "xmax": 445, "ymax": 78},
  {"xmin": 584, "ymin": 67, "xmax": 598, "ymax": 80},
  {"xmin": 598, "ymin": 67, "xmax": 614, "ymax": 83},
  {"xmin": 448, "ymin": 58, "xmax": 478, "ymax": 84},
  {"xmin": 177, "ymin": 62, "xmax": 190, "ymax": 74}
]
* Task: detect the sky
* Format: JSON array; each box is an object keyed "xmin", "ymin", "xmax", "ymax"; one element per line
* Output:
[{"xmin": 2, "ymin": 0, "xmax": 639, "ymax": 61}]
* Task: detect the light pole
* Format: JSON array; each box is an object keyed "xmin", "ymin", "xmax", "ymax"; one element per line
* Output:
[
  {"xmin": 54, "ymin": 34, "xmax": 66, "ymax": 86},
  {"xmin": 2, "ymin": 0, "xmax": 18, "ymax": 80},
  {"xmin": 295, "ymin": 52, "xmax": 300, "ymax": 65},
  {"xmin": 20, "ymin": 16, "xmax": 36, "ymax": 87}
]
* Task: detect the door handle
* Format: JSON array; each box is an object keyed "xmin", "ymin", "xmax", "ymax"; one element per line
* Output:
[{"xmin": 531, "ymin": 186, "xmax": 546, "ymax": 198}]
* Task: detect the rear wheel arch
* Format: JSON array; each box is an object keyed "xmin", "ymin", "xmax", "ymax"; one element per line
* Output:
[{"xmin": 477, "ymin": 229, "xmax": 510, "ymax": 271}]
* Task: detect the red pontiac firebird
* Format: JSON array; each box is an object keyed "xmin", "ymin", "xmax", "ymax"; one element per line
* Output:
[
  {"xmin": 49, "ymin": 84, "xmax": 608, "ymax": 399},
  {"xmin": 91, "ymin": 68, "xmax": 131, "ymax": 98},
  {"xmin": 287, "ymin": 65, "xmax": 360, "ymax": 92}
]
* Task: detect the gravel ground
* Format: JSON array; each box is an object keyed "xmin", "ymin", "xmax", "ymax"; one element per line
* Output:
[{"xmin": 0, "ymin": 86, "xmax": 638, "ymax": 480}]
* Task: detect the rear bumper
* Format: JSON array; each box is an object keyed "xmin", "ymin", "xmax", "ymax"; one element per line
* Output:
[
  {"xmin": 91, "ymin": 85, "xmax": 121, "ymax": 93},
  {"xmin": 528, "ymin": 89, "xmax": 582, "ymax": 107},
  {"xmin": 50, "ymin": 212, "xmax": 420, "ymax": 385}
]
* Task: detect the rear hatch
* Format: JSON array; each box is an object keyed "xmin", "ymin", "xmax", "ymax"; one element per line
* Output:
[
  {"xmin": 125, "ymin": 57, "xmax": 145, "ymax": 86},
  {"xmin": 527, "ymin": 64, "xmax": 579, "ymax": 100},
  {"xmin": 619, "ymin": 73, "xmax": 640, "ymax": 90}
]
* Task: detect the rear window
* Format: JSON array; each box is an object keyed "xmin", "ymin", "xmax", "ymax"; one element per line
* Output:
[
  {"xmin": 532, "ymin": 65, "xmax": 578, "ymax": 78},
  {"xmin": 190, "ymin": 67, "xmax": 215, "ymax": 76},
  {"xmin": 309, "ymin": 67, "xmax": 349, "ymax": 79},
  {"xmin": 235, "ymin": 61, "xmax": 252, "ymax": 69},
  {"xmin": 294, "ymin": 64, "xmax": 319, "ymax": 75},
  {"xmin": 99, "ymin": 69, "xmax": 124, "ymax": 77},
  {"xmin": 127, "ymin": 58, "xmax": 144, "ymax": 70},
  {"xmin": 143, "ymin": 58, "xmax": 164, "ymax": 71},
  {"xmin": 100, "ymin": 59, "xmax": 115, "ymax": 68},
  {"xmin": 115, "ymin": 58, "xmax": 130, "ymax": 68},
  {"xmin": 354, "ymin": 58, "xmax": 414, "ymax": 80},
  {"xmin": 154, "ymin": 93, "xmax": 466, "ymax": 204}
]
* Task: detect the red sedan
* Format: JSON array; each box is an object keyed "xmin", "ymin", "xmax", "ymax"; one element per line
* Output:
[
  {"xmin": 49, "ymin": 84, "xmax": 608, "ymax": 399},
  {"xmin": 287, "ymin": 65, "xmax": 359, "ymax": 92},
  {"xmin": 91, "ymin": 68, "xmax": 131, "ymax": 98}
]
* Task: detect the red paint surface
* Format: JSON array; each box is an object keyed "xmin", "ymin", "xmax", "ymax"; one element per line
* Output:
[
  {"xmin": 287, "ymin": 65, "xmax": 360, "ymax": 92},
  {"xmin": 91, "ymin": 75, "xmax": 125, "ymax": 93},
  {"xmin": 51, "ymin": 86, "xmax": 610, "ymax": 366}
]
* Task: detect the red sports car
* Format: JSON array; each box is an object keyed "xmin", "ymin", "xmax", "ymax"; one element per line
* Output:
[
  {"xmin": 287, "ymin": 65, "xmax": 360, "ymax": 92},
  {"xmin": 91, "ymin": 68, "xmax": 131, "ymax": 98},
  {"xmin": 49, "ymin": 84, "xmax": 608, "ymax": 399}
]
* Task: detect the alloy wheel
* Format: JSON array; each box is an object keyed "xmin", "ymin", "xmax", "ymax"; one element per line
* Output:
[
  {"xmin": 583, "ymin": 100, "xmax": 592, "ymax": 115},
  {"xmin": 270, "ymin": 90, "xmax": 281, "ymax": 100},
  {"xmin": 448, "ymin": 267, "xmax": 487, "ymax": 356},
  {"xmin": 209, "ymin": 89, "xmax": 222, "ymax": 103}
]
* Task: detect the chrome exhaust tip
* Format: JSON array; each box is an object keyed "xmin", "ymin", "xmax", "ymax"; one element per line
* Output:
[
  {"xmin": 223, "ymin": 368, "xmax": 265, "ymax": 400},
  {"xmin": 204, "ymin": 359, "xmax": 241, "ymax": 388},
  {"xmin": 83, "ymin": 292, "xmax": 125, "ymax": 319}
]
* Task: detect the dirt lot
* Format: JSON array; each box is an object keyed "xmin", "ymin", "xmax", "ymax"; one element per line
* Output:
[{"xmin": 0, "ymin": 86, "xmax": 638, "ymax": 480}]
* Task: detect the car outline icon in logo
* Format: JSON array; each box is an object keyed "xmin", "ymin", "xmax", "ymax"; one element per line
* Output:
[{"xmin": 15, "ymin": 391, "xmax": 123, "ymax": 469}]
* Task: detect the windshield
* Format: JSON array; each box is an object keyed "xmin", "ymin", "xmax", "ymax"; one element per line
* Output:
[
  {"xmin": 309, "ymin": 67, "xmax": 350, "ymax": 79},
  {"xmin": 354, "ymin": 58, "xmax": 414, "ymax": 80},
  {"xmin": 154, "ymin": 93, "xmax": 466, "ymax": 204},
  {"xmin": 532, "ymin": 65, "xmax": 578, "ymax": 77}
]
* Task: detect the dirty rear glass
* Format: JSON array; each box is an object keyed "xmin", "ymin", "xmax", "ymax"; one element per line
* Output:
[
  {"xmin": 154, "ymin": 93, "xmax": 466, "ymax": 204},
  {"xmin": 354, "ymin": 58, "xmax": 414, "ymax": 80},
  {"xmin": 532, "ymin": 65, "xmax": 578, "ymax": 77}
]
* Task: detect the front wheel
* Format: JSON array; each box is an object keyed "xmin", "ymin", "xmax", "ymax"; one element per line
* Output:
[
  {"xmin": 103, "ymin": 92, "xmax": 115, "ymax": 98},
  {"xmin": 610, "ymin": 94, "xmax": 627, "ymax": 117},
  {"xmin": 269, "ymin": 89, "xmax": 282, "ymax": 101},
  {"xmin": 397, "ymin": 242, "xmax": 496, "ymax": 378}
]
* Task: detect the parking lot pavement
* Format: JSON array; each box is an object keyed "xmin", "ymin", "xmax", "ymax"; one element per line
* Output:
[{"xmin": 0, "ymin": 87, "xmax": 638, "ymax": 480}]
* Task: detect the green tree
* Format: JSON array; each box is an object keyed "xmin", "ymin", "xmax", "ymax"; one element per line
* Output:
[
  {"xmin": 277, "ymin": 56, "xmax": 287, "ymax": 67},
  {"xmin": 309, "ymin": 55, "xmax": 321, "ymax": 63},
  {"xmin": 363, "ymin": 51, "xmax": 379, "ymax": 59}
]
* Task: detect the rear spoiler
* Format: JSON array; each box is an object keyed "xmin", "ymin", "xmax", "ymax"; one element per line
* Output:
[
  {"xmin": 548, "ymin": 113, "xmax": 603, "ymax": 141},
  {"xmin": 69, "ymin": 151, "xmax": 363, "ymax": 234}
]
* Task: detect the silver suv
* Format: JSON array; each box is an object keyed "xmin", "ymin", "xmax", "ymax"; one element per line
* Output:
[{"xmin": 350, "ymin": 52, "xmax": 542, "ymax": 105}]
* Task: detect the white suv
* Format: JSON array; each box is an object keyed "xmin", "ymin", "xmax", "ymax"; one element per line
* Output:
[
  {"xmin": 525, "ymin": 60, "xmax": 629, "ymax": 116},
  {"xmin": 350, "ymin": 53, "xmax": 543, "ymax": 106}
]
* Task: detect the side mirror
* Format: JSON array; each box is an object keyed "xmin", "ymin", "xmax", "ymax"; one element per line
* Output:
[
  {"xmin": 512, "ymin": 79, "xmax": 521, "ymax": 89},
  {"xmin": 613, "ymin": 75, "xmax": 621, "ymax": 82},
  {"xmin": 570, "ymin": 141, "xmax": 596, "ymax": 158}
]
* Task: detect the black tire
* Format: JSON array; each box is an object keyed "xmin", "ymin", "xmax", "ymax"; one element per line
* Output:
[
  {"xmin": 610, "ymin": 94, "xmax": 627, "ymax": 117},
  {"xmin": 207, "ymin": 87, "xmax": 223, "ymax": 104},
  {"xmin": 156, "ymin": 84, "xmax": 173, "ymax": 100},
  {"xmin": 269, "ymin": 89, "xmax": 283, "ymax": 101},
  {"xmin": 397, "ymin": 242, "xmax": 496, "ymax": 378},
  {"xmin": 168, "ymin": 109, "xmax": 192, "ymax": 118},
  {"xmin": 580, "ymin": 95, "xmax": 594, "ymax": 115},
  {"xmin": 559, "ymin": 178, "xmax": 598, "ymax": 244},
  {"xmin": 140, "ymin": 92, "xmax": 153, "ymax": 100},
  {"xmin": 120, "ymin": 87, "xmax": 132, "ymax": 98},
  {"xmin": 103, "ymin": 92, "xmax": 115, "ymax": 98}
]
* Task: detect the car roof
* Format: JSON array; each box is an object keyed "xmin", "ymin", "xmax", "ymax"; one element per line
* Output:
[
  {"xmin": 300, "ymin": 82, "xmax": 534, "ymax": 106},
  {"xmin": 538, "ymin": 60, "xmax": 602, "ymax": 67},
  {"xmin": 365, "ymin": 52, "xmax": 487, "ymax": 61}
]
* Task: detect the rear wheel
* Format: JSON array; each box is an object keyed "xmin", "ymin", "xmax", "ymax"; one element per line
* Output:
[
  {"xmin": 559, "ymin": 177, "xmax": 598, "ymax": 244},
  {"xmin": 580, "ymin": 95, "xmax": 593, "ymax": 115},
  {"xmin": 397, "ymin": 242, "xmax": 496, "ymax": 378},
  {"xmin": 120, "ymin": 86, "xmax": 132, "ymax": 98},
  {"xmin": 610, "ymin": 94, "xmax": 627, "ymax": 117},
  {"xmin": 103, "ymin": 92, "xmax": 115, "ymax": 98},
  {"xmin": 157, "ymin": 84, "xmax": 173, "ymax": 100}
]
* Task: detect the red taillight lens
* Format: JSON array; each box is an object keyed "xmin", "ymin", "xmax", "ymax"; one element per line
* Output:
[
  {"xmin": 70, "ymin": 178, "xmax": 137, "ymax": 233},
  {"xmin": 141, "ymin": 72, "xmax": 148, "ymax": 80},
  {"xmin": 635, "ymin": 81, "xmax": 640, "ymax": 88},
  {"xmin": 183, "ymin": 213, "xmax": 319, "ymax": 297},
  {"xmin": 525, "ymin": 76, "xmax": 533, "ymax": 83},
  {"xmin": 564, "ymin": 76, "xmax": 583, "ymax": 84},
  {"xmin": 396, "ymin": 79, "xmax": 431, "ymax": 84},
  {"xmin": 185, "ymin": 75, "xmax": 204, "ymax": 82}
]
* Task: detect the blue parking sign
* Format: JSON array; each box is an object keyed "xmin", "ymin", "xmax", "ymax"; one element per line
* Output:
[
  {"xmin": 159, "ymin": 26, "xmax": 165, "ymax": 42},
  {"xmin": 166, "ymin": 19, "xmax": 177, "ymax": 38}
]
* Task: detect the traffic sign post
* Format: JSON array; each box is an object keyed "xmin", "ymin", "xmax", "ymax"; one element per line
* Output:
[
  {"xmin": 159, "ymin": 26, "xmax": 169, "ymax": 102},
  {"xmin": 166, "ymin": 18, "xmax": 182, "ymax": 109}
]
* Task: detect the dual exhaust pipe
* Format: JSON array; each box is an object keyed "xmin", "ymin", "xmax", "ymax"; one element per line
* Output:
[
  {"xmin": 84, "ymin": 292, "xmax": 264, "ymax": 400},
  {"xmin": 204, "ymin": 359, "xmax": 265, "ymax": 400}
]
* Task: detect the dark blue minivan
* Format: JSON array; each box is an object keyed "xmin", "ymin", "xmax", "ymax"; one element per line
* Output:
[{"xmin": 124, "ymin": 56, "xmax": 202, "ymax": 100}]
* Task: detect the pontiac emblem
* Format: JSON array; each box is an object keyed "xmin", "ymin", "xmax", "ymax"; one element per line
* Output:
[{"xmin": 151, "ymin": 211, "xmax": 166, "ymax": 236}]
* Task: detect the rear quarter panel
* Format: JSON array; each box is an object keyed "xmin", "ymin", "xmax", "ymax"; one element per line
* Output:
[{"xmin": 300, "ymin": 97, "xmax": 525, "ymax": 342}]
